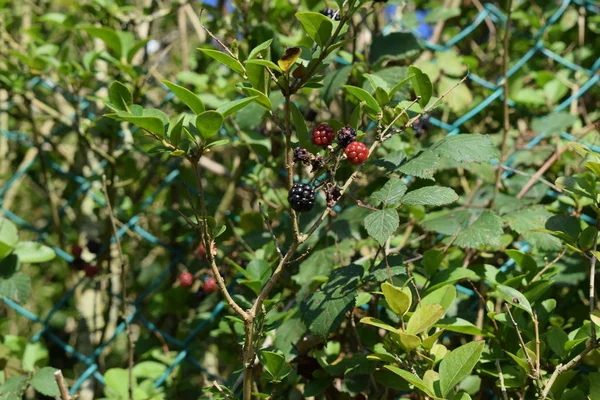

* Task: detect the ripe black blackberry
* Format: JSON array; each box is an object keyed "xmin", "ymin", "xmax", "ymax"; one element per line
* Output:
[
  {"xmin": 412, "ymin": 117, "xmax": 431, "ymax": 137},
  {"xmin": 288, "ymin": 183, "xmax": 316, "ymax": 212},
  {"xmin": 320, "ymin": 8, "xmax": 340, "ymax": 20},
  {"xmin": 337, "ymin": 125, "xmax": 356, "ymax": 148},
  {"xmin": 87, "ymin": 239, "xmax": 101, "ymax": 254}
]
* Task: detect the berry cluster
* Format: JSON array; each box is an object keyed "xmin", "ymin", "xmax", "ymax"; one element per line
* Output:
[
  {"xmin": 289, "ymin": 124, "xmax": 370, "ymax": 212},
  {"xmin": 320, "ymin": 8, "xmax": 341, "ymax": 20},
  {"xmin": 70, "ymin": 241, "xmax": 101, "ymax": 277}
]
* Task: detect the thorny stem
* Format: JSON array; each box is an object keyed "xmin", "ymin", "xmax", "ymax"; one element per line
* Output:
[
  {"xmin": 492, "ymin": 0, "xmax": 513, "ymax": 206},
  {"xmin": 102, "ymin": 175, "xmax": 134, "ymax": 400}
]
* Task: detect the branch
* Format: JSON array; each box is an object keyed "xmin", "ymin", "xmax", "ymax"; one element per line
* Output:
[
  {"xmin": 54, "ymin": 370, "xmax": 71, "ymax": 400},
  {"xmin": 259, "ymin": 202, "xmax": 283, "ymax": 260},
  {"xmin": 495, "ymin": 359, "xmax": 508, "ymax": 400},
  {"xmin": 102, "ymin": 175, "xmax": 134, "ymax": 400}
]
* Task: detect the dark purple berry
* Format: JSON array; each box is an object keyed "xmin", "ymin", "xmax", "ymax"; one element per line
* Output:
[{"xmin": 337, "ymin": 125, "xmax": 357, "ymax": 148}]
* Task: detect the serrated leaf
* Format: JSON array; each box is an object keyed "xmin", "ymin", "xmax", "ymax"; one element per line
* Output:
[
  {"xmin": 364, "ymin": 209, "xmax": 399, "ymax": 246},
  {"xmin": 401, "ymin": 186, "xmax": 458, "ymax": 206},
  {"xmin": 398, "ymin": 150, "xmax": 439, "ymax": 180},
  {"xmin": 295, "ymin": 12, "xmax": 333, "ymax": 47},
  {"xmin": 432, "ymin": 134, "xmax": 499, "ymax": 163},
  {"xmin": 409, "ymin": 65, "xmax": 432, "ymax": 108},
  {"xmin": 13, "ymin": 242, "xmax": 55, "ymax": 264},
  {"xmin": 343, "ymin": 85, "xmax": 381, "ymax": 113},
  {"xmin": 532, "ymin": 112, "xmax": 577, "ymax": 134},
  {"xmin": 30, "ymin": 367, "xmax": 60, "ymax": 397},
  {"xmin": 108, "ymin": 81, "xmax": 132, "ymax": 111},
  {"xmin": 216, "ymin": 96, "xmax": 258, "ymax": 118},
  {"xmin": 198, "ymin": 48, "xmax": 245, "ymax": 75},
  {"xmin": 497, "ymin": 284, "xmax": 533, "ymax": 315},
  {"xmin": 372, "ymin": 178, "xmax": 407, "ymax": 206},
  {"xmin": 439, "ymin": 341, "xmax": 484, "ymax": 396},
  {"xmin": 454, "ymin": 211, "xmax": 504, "ymax": 249},
  {"xmin": 0, "ymin": 256, "xmax": 31, "ymax": 303},
  {"xmin": 162, "ymin": 79, "xmax": 205, "ymax": 114},
  {"xmin": 0, "ymin": 376, "xmax": 28, "ymax": 399},
  {"xmin": 300, "ymin": 264, "xmax": 363, "ymax": 338},
  {"xmin": 406, "ymin": 304, "xmax": 444, "ymax": 335},
  {"xmin": 195, "ymin": 111, "xmax": 223, "ymax": 140}
]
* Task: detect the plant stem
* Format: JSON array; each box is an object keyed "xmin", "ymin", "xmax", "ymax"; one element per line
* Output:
[
  {"xmin": 54, "ymin": 370, "xmax": 71, "ymax": 400},
  {"xmin": 102, "ymin": 175, "xmax": 134, "ymax": 400},
  {"xmin": 492, "ymin": 0, "xmax": 513, "ymax": 206}
]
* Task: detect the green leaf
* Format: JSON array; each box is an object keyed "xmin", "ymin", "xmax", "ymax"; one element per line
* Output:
[
  {"xmin": 162, "ymin": 79, "xmax": 205, "ymax": 114},
  {"xmin": 546, "ymin": 328, "xmax": 568, "ymax": 358},
  {"xmin": 359, "ymin": 316, "xmax": 400, "ymax": 333},
  {"xmin": 168, "ymin": 115, "xmax": 185, "ymax": 146},
  {"xmin": 432, "ymin": 134, "xmax": 499, "ymax": 163},
  {"xmin": 290, "ymin": 102, "xmax": 314, "ymax": 152},
  {"xmin": 384, "ymin": 366, "xmax": 437, "ymax": 398},
  {"xmin": 409, "ymin": 65, "xmax": 433, "ymax": 108},
  {"xmin": 372, "ymin": 178, "xmax": 408, "ymax": 206},
  {"xmin": 532, "ymin": 112, "xmax": 577, "ymax": 134},
  {"xmin": 108, "ymin": 81, "xmax": 132, "ymax": 111},
  {"xmin": 295, "ymin": 12, "xmax": 333, "ymax": 47},
  {"xmin": 401, "ymin": 186, "xmax": 458, "ymax": 207},
  {"xmin": 104, "ymin": 368, "xmax": 131, "ymax": 399},
  {"xmin": 244, "ymin": 59, "xmax": 282, "ymax": 73},
  {"xmin": 241, "ymin": 87, "xmax": 272, "ymax": 110},
  {"xmin": 398, "ymin": 150, "xmax": 440, "ymax": 180},
  {"xmin": 426, "ymin": 266, "xmax": 480, "ymax": 294},
  {"xmin": 381, "ymin": 282, "xmax": 412, "ymax": 317},
  {"xmin": 258, "ymin": 351, "xmax": 291, "ymax": 381},
  {"xmin": 406, "ymin": 304, "xmax": 444, "ymax": 335},
  {"xmin": 0, "ymin": 217, "xmax": 19, "ymax": 259},
  {"xmin": 248, "ymin": 39, "xmax": 273, "ymax": 59},
  {"xmin": 391, "ymin": 332, "xmax": 422, "ymax": 352},
  {"xmin": 454, "ymin": 211, "xmax": 504, "ymax": 249},
  {"xmin": 545, "ymin": 215, "xmax": 581, "ymax": 241},
  {"xmin": 555, "ymin": 176, "xmax": 595, "ymax": 199},
  {"xmin": 110, "ymin": 112, "xmax": 165, "ymax": 136},
  {"xmin": 132, "ymin": 361, "xmax": 167, "ymax": 379},
  {"xmin": 300, "ymin": 264, "xmax": 363, "ymax": 338},
  {"xmin": 423, "ymin": 249, "xmax": 444, "ymax": 277},
  {"xmin": 30, "ymin": 367, "xmax": 60, "ymax": 397},
  {"xmin": 369, "ymin": 32, "xmax": 421, "ymax": 64},
  {"xmin": 580, "ymin": 226, "xmax": 598, "ymax": 251},
  {"xmin": 389, "ymin": 74, "xmax": 415, "ymax": 99},
  {"xmin": 195, "ymin": 111, "xmax": 223, "ymax": 140},
  {"xmin": 198, "ymin": 48, "xmax": 245, "ymax": 75},
  {"xmin": 364, "ymin": 209, "xmax": 399, "ymax": 246},
  {"xmin": 496, "ymin": 284, "xmax": 533, "ymax": 315},
  {"xmin": 216, "ymin": 96, "xmax": 258, "ymax": 118},
  {"xmin": 421, "ymin": 285, "xmax": 456, "ymax": 312},
  {"xmin": 0, "ymin": 376, "xmax": 28, "ymax": 400},
  {"xmin": 321, "ymin": 65, "xmax": 352, "ymax": 105},
  {"xmin": 13, "ymin": 242, "xmax": 55, "ymax": 263},
  {"xmin": 205, "ymin": 139, "xmax": 229, "ymax": 149},
  {"xmin": 343, "ymin": 85, "xmax": 381, "ymax": 113},
  {"xmin": 438, "ymin": 341, "xmax": 484, "ymax": 396},
  {"xmin": 0, "ymin": 255, "xmax": 30, "ymax": 303},
  {"xmin": 80, "ymin": 25, "xmax": 122, "ymax": 56}
]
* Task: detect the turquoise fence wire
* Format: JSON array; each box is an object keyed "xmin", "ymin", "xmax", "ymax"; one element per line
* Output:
[{"xmin": 1, "ymin": 0, "xmax": 599, "ymax": 394}]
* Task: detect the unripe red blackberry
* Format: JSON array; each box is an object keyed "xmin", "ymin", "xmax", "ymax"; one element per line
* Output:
[
  {"xmin": 345, "ymin": 142, "xmax": 369, "ymax": 165},
  {"xmin": 71, "ymin": 244, "xmax": 83, "ymax": 258},
  {"xmin": 195, "ymin": 242, "xmax": 217, "ymax": 259},
  {"xmin": 84, "ymin": 264, "xmax": 99, "ymax": 277},
  {"xmin": 288, "ymin": 183, "xmax": 316, "ymax": 212},
  {"xmin": 312, "ymin": 124, "xmax": 335, "ymax": 147},
  {"xmin": 179, "ymin": 272, "xmax": 194, "ymax": 288},
  {"xmin": 204, "ymin": 277, "xmax": 218, "ymax": 293},
  {"xmin": 337, "ymin": 125, "xmax": 357, "ymax": 148}
]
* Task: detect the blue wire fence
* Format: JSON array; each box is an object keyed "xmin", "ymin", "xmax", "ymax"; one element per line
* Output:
[{"xmin": 1, "ymin": 0, "xmax": 599, "ymax": 395}]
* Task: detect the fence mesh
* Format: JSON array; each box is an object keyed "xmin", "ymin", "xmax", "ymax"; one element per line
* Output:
[{"xmin": 1, "ymin": 0, "xmax": 599, "ymax": 395}]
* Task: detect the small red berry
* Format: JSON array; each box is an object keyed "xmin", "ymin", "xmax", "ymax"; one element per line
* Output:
[
  {"xmin": 84, "ymin": 264, "xmax": 99, "ymax": 277},
  {"xmin": 344, "ymin": 142, "xmax": 369, "ymax": 165},
  {"xmin": 195, "ymin": 242, "xmax": 217, "ymax": 259},
  {"xmin": 203, "ymin": 277, "xmax": 218, "ymax": 294},
  {"xmin": 311, "ymin": 123, "xmax": 335, "ymax": 147},
  {"xmin": 179, "ymin": 272, "xmax": 194, "ymax": 288},
  {"xmin": 71, "ymin": 245, "xmax": 83, "ymax": 258}
]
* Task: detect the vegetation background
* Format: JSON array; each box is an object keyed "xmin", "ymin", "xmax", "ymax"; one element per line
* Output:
[{"xmin": 0, "ymin": 0, "xmax": 599, "ymax": 399}]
